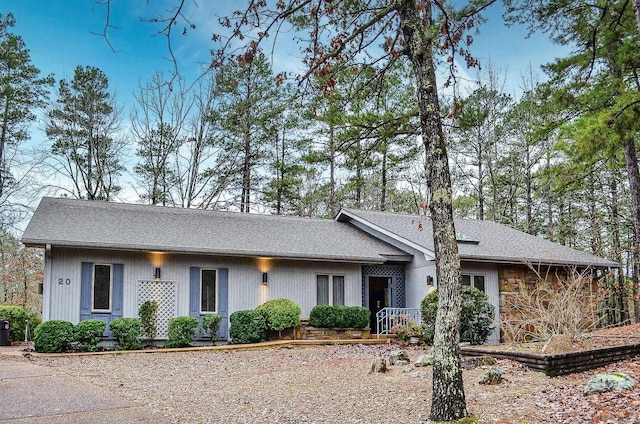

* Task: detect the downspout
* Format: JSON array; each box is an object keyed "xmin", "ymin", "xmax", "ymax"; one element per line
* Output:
[{"xmin": 43, "ymin": 244, "xmax": 52, "ymax": 321}]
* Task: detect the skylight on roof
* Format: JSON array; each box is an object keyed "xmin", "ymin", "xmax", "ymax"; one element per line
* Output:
[{"xmin": 456, "ymin": 233, "xmax": 479, "ymax": 244}]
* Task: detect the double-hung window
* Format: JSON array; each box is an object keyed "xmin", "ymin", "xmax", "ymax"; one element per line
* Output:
[
  {"xmin": 201, "ymin": 269, "xmax": 217, "ymax": 313},
  {"xmin": 317, "ymin": 274, "xmax": 345, "ymax": 305},
  {"xmin": 92, "ymin": 264, "xmax": 112, "ymax": 312},
  {"xmin": 462, "ymin": 274, "xmax": 485, "ymax": 293}
]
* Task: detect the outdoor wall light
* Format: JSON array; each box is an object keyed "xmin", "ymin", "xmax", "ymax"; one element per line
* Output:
[
  {"xmin": 262, "ymin": 272, "xmax": 268, "ymax": 286},
  {"xmin": 154, "ymin": 267, "xmax": 162, "ymax": 281},
  {"xmin": 426, "ymin": 275, "xmax": 433, "ymax": 285}
]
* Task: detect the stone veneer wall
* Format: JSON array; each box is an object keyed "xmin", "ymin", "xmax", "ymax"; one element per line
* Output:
[{"xmin": 497, "ymin": 264, "xmax": 599, "ymax": 341}]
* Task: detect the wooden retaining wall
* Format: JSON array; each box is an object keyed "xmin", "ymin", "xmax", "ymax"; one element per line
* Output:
[{"xmin": 461, "ymin": 343, "xmax": 640, "ymax": 376}]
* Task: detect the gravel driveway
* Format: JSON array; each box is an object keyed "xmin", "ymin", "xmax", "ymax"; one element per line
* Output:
[{"xmin": 29, "ymin": 343, "xmax": 640, "ymax": 423}]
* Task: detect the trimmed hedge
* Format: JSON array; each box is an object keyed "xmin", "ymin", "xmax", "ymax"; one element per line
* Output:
[
  {"xmin": 255, "ymin": 298, "xmax": 301, "ymax": 332},
  {"xmin": 74, "ymin": 319, "xmax": 106, "ymax": 352},
  {"xmin": 0, "ymin": 305, "xmax": 41, "ymax": 342},
  {"xmin": 109, "ymin": 318, "xmax": 143, "ymax": 350},
  {"xmin": 229, "ymin": 310, "xmax": 267, "ymax": 344},
  {"xmin": 165, "ymin": 316, "xmax": 199, "ymax": 348},
  {"xmin": 421, "ymin": 285, "xmax": 495, "ymax": 345},
  {"xmin": 309, "ymin": 305, "xmax": 370, "ymax": 329},
  {"xmin": 34, "ymin": 320, "xmax": 74, "ymax": 353}
]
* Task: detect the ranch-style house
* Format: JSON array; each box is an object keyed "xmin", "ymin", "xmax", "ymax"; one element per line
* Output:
[{"xmin": 21, "ymin": 197, "xmax": 617, "ymax": 342}]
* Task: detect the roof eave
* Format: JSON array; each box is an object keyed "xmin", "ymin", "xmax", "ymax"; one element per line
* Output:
[
  {"xmin": 24, "ymin": 239, "xmax": 390, "ymax": 264},
  {"xmin": 460, "ymin": 254, "xmax": 618, "ymax": 269}
]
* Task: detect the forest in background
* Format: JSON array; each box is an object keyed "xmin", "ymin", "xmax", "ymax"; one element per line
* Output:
[{"xmin": 0, "ymin": 0, "xmax": 639, "ymax": 325}]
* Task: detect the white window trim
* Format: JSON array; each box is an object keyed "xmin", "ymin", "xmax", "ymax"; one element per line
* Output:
[
  {"xmin": 316, "ymin": 274, "xmax": 345, "ymax": 306},
  {"xmin": 91, "ymin": 263, "xmax": 112, "ymax": 313},
  {"xmin": 200, "ymin": 269, "xmax": 218, "ymax": 314}
]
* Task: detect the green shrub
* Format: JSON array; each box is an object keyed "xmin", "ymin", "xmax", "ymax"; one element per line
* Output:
[
  {"xmin": 309, "ymin": 305, "xmax": 370, "ymax": 329},
  {"xmin": 200, "ymin": 314, "xmax": 223, "ymax": 343},
  {"xmin": 0, "ymin": 305, "xmax": 41, "ymax": 342},
  {"xmin": 421, "ymin": 285, "xmax": 495, "ymax": 345},
  {"xmin": 74, "ymin": 319, "xmax": 106, "ymax": 352},
  {"xmin": 33, "ymin": 320, "xmax": 74, "ymax": 353},
  {"xmin": 138, "ymin": 300, "xmax": 158, "ymax": 344},
  {"xmin": 165, "ymin": 316, "xmax": 199, "ymax": 348},
  {"xmin": 229, "ymin": 310, "xmax": 267, "ymax": 344},
  {"xmin": 255, "ymin": 298, "xmax": 301, "ymax": 332},
  {"xmin": 347, "ymin": 306, "xmax": 370, "ymax": 329},
  {"xmin": 309, "ymin": 305, "xmax": 336, "ymax": 328},
  {"xmin": 109, "ymin": 318, "xmax": 143, "ymax": 350}
]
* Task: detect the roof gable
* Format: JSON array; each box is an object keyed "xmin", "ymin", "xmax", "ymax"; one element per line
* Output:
[{"xmin": 336, "ymin": 208, "xmax": 618, "ymax": 268}]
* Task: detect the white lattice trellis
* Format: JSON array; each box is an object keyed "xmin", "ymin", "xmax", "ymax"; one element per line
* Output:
[{"xmin": 137, "ymin": 280, "xmax": 177, "ymax": 339}]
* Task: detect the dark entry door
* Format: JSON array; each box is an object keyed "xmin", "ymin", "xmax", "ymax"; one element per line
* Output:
[{"xmin": 369, "ymin": 277, "xmax": 390, "ymax": 333}]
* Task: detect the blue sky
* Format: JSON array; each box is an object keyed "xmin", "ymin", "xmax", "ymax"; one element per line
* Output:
[
  {"xmin": 1, "ymin": 0, "xmax": 570, "ymax": 228},
  {"xmin": 5, "ymin": 0, "xmax": 567, "ymax": 108}
]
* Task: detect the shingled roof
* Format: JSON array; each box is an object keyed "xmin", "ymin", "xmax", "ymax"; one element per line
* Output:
[
  {"xmin": 336, "ymin": 208, "xmax": 618, "ymax": 268},
  {"xmin": 21, "ymin": 198, "xmax": 409, "ymax": 263}
]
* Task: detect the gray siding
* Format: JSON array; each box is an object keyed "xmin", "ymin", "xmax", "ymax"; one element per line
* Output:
[
  {"xmin": 460, "ymin": 261, "xmax": 500, "ymax": 343},
  {"xmin": 45, "ymin": 248, "xmax": 363, "ymax": 336},
  {"xmin": 403, "ymin": 256, "xmax": 500, "ymax": 344},
  {"xmin": 404, "ymin": 249, "xmax": 436, "ymax": 309}
]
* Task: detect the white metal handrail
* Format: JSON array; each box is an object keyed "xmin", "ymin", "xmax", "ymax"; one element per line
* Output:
[{"xmin": 376, "ymin": 307, "xmax": 421, "ymax": 338}]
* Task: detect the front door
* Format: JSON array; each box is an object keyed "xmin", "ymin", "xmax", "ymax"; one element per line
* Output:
[{"xmin": 369, "ymin": 277, "xmax": 390, "ymax": 333}]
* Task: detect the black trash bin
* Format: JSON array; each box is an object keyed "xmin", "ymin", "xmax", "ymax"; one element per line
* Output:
[{"xmin": 0, "ymin": 318, "xmax": 10, "ymax": 346}]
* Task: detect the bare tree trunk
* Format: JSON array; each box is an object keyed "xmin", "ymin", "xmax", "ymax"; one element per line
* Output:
[
  {"xmin": 478, "ymin": 144, "xmax": 484, "ymax": 220},
  {"xmin": 0, "ymin": 100, "xmax": 10, "ymax": 198},
  {"xmin": 624, "ymin": 136, "xmax": 640, "ymax": 323},
  {"xmin": 401, "ymin": 1, "xmax": 466, "ymax": 420},
  {"xmin": 609, "ymin": 168, "xmax": 630, "ymax": 325},
  {"xmin": 545, "ymin": 146, "xmax": 555, "ymax": 242},
  {"xmin": 634, "ymin": 0, "xmax": 640, "ymax": 35},
  {"xmin": 276, "ymin": 129, "xmax": 285, "ymax": 215},
  {"xmin": 329, "ymin": 125, "xmax": 336, "ymax": 216},
  {"xmin": 525, "ymin": 146, "xmax": 533, "ymax": 233},
  {"xmin": 381, "ymin": 148, "xmax": 387, "ymax": 211}
]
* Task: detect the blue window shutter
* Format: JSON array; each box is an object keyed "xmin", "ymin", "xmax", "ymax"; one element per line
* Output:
[
  {"xmin": 80, "ymin": 262, "xmax": 93, "ymax": 321},
  {"xmin": 217, "ymin": 268, "xmax": 229, "ymax": 339},
  {"xmin": 112, "ymin": 264, "xmax": 124, "ymax": 319},
  {"xmin": 189, "ymin": 267, "xmax": 200, "ymax": 318}
]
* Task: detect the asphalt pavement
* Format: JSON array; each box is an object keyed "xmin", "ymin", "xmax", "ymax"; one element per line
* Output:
[{"xmin": 0, "ymin": 346, "xmax": 170, "ymax": 424}]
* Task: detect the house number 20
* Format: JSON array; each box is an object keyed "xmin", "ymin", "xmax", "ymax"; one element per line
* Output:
[{"xmin": 58, "ymin": 278, "xmax": 71, "ymax": 285}]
